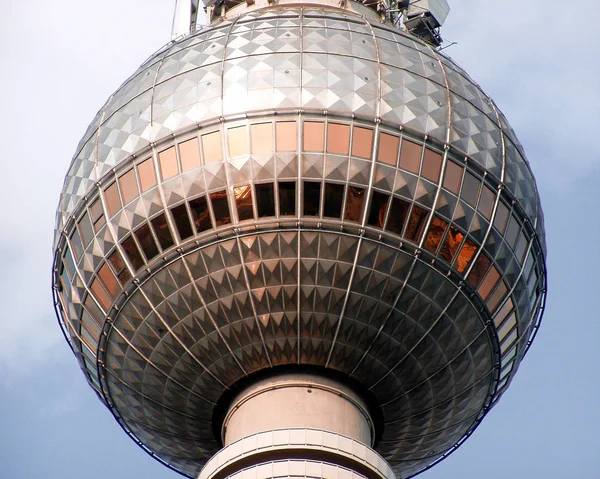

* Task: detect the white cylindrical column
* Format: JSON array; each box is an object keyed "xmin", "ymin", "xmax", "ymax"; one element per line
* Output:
[{"xmin": 222, "ymin": 373, "xmax": 374, "ymax": 446}]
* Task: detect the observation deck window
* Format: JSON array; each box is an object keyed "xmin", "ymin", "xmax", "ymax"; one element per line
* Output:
[
  {"xmin": 189, "ymin": 196, "xmax": 212, "ymax": 232},
  {"xmin": 89, "ymin": 199, "xmax": 105, "ymax": 233},
  {"xmin": 256, "ymin": 183, "xmax": 275, "ymax": 217},
  {"xmin": 137, "ymin": 158, "xmax": 157, "ymax": 192},
  {"xmin": 276, "ymin": 122, "xmax": 296, "ymax": 152},
  {"xmin": 443, "ymin": 161, "xmax": 463, "ymax": 194},
  {"xmin": 378, "ymin": 133, "xmax": 400, "ymax": 166},
  {"xmin": 279, "ymin": 181, "xmax": 296, "ymax": 215},
  {"xmin": 179, "ymin": 138, "xmax": 201, "ymax": 172},
  {"xmin": 122, "ymin": 235, "xmax": 144, "ymax": 271},
  {"xmin": 104, "ymin": 182, "xmax": 121, "ymax": 217},
  {"xmin": 251, "ymin": 123, "xmax": 273, "ymax": 154},
  {"xmin": 327, "ymin": 123, "xmax": 350, "ymax": 155},
  {"xmin": 344, "ymin": 185, "xmax": 365, "ymax": 222},
  {"xmin": 159, "ymin": 147, "xmax": 178, "ymax": 181},
  {"xmin": 367, "ymin": 191, "xmax": 390, "ymax": 228},
  {"xmin": 210, "ymin": 190, "xmax": 231, "ymax": 226},
  {"xmin": 461, "ymin": 172, "xmax": 480, "ymax": 207},
  {"xmin": 135, "ymin": 223, "xmax": 159, "ymax": 261},
  {"xmin": 151, "ymin": 214, "xmax": 175, "ymax": 250},
  {"xmin": 202, "ymin": 131, "xmax": 223, "ymax": 163},
  {"xmin": 405, "ymin": 205, "xmax": 428, "ymax": 242},
  {"xmin": 303, "ymin": 181, "xmax": 321, "ymax": 216},
  {"xmin": 424, "ymin": 215, "xmax": 449, "ymax": 253},
  {"xmin": 399, "ymin": 139, "xmax": 422, "ymax": 174},
  {"xmin": 304, "ymin": 122, "xmax": 325, "ymax": 152},
  {"xmin": 119, "ymin": 169, "xmax": 139, "ymax": 205},
  {"xmin": 422, "ymin": 148, "xmax": 443, "ymax": 183},
  {"xmin": 386, "ymin": 197, "xmax": 410, "ymax": 235},
  {"xmin": 228, "ymin": 126, "xmax": 249, "ymax": 157},
  {"xmin": 439, "ymin": 225, "xmax": 464, "ymax": 264},
  {"xmin": 235, "ymin": 186, "xmax": 254, "ymax": 221},
  {"xmin": 171, "ymin": 204, "xmax": 194, "ymax": 240},
  {"xmin": 323, "ymin": 183, "xmax": 344, "ymax": 218},
  {"xmin": 351, "ymin": 126, "xmax": 373, "ymax": 160}
]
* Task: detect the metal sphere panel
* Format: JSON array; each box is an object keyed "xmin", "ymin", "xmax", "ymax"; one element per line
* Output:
[{"xmin": 52, "ymin": 6, "xmax": 547, "ymax": 479}]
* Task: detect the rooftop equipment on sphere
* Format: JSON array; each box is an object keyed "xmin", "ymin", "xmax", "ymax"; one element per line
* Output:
[{"xmin": 52, "ymin": 0, "xmax": 547, "ymax": 478}]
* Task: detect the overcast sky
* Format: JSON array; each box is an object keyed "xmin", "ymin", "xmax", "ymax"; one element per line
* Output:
[{"xmin": 1, "ymin": 0, "xmax": 599, "ymax": 478}]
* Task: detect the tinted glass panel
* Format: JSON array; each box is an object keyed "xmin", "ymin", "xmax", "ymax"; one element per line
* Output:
[
  {"xmin": 505, "ymin": 216, "xmax": 520, "ymax": 248},
  {"xmin": 202, "ymin": 131, "xmax": 223, "ymax": 163},
  {"xmin": 137, "ymin": 158, "xmax": 157, "ymax": 192},
  {"xmin": 386, "ymin": 197, "xmax": 410, "ymax": 235},
  {"xmin": 467, "ymin": 253, "xmax": 492, "ymax": 287},
  {"xmin": 171, "ymin": 204, "xmax": 194, "ymax": 240},
  {"xmin": 159, "ymin": 147, "xmax": 178, "ymax": 180},
  {"xmin": 135, "ymin": 224, "xmax": 159, "ymax": 261},
  {"xmin": 462, "ymin": 172, "xmax": 480, "ymax": 206},
  {"xmin": 279, "ymin": 182, "xmax": 296, "ymax": 215},
  {"xmin": 478, "ymin": 265, "xmax": 500, "ymax": 300},
  {"xmin": 327, "ymin": 123, "xmax": 350, "ymax": 155},
  {"xmin": 98, "ymin": 263, "xmax": 119, "ymax": 297},
  {"xmin": 119, "ymin": 169, "xmax": 138, "ymax": 205},
  {"xmin": 368, "ymin": 191, "xmax": 390, "ymax": 227},
  {"xmin": 487, "ymin": 280, "xmax": 508, "ymax": 312},
  {"xmin": 424, "ymin": 215, "xmax": 448, "ymax": 253},
  {"xmin": 256, "ymin": 183, "xmax": 275, "ymax": 217},
  {"xmin": 303, "ymin": 181, "xmax": 321, "ymax": 216},
  {"xmin": 456, "ymin": 238, "xmax": 477, "ymax": 273},
  {"xmin": 276, "ymin": 122, "xmax": 296, "ymax": 151},
  {"xmin": 494, "ymin": 201, "xmax": 510, "ymax": 232},
  {"xmin": 304, "ymin": 122, "xmax": 324, "ymax": 152},
  {"xmin": 251, "ymin": 123, "xmax": 273, "ymax": 154},
  {"xmin": 344, "ymin": 186, "xmax": 366, "ymax": 222},
  {"xmin": 439, "ymin": 225, "xmax": 464, "ymax": 264},
  {"xmin": 399, "ymin": 140, "xmax": 422, "ymax": 174},
  {"xmin": 179, "ymin": 138, "xmax": 201, "ymax": 172},
  {"xmin": 405, "ymin": 205, "xmax": 429, "ymax": 242},
  {"xmin": 84, "ymin": 294, "xmax": 104, "ymax": 327},
  {"xmin": 151, "ymin": 214, "xmax": 174, "ymax": 250},
  {"xmin": 210, "ymin": 190, "xmax": 231, "ymax": 226},
  {"xmin": 378, "ymin": 133, "xmax": 399, "ymax": 165},
  {"xmin": 228, "ymin": 126, "xmax": 249, "ymax": 157},
  {"xmin": 108, "ymin": 250, "xmax": 130, "ymax": 283},
  {"xmin": 104, "ymin": 182, "xmax": 121, "ymax": 217},
  {"xmin": 235, "ymin": 186, "xmax": 254, "ymax": 221},
  {"xmin": 422, "ymin": 148, "xmax": 442, "ymax": 182},
  {"xmin": 352, "ymin": 127, "xmax": 373, "ymax": 159},
  {"xmin": 478, "ymin": 185, "xmax": 495, "ymax": 219},
  {"xmin": 189, "ymin": 196, "xmax": 212, "ymax": 232},
  {"xmin": 323, "ymin": 183, "xmax": 344, "ymax": 218},
  {"xmin": 90, "ymin": 199, "xmax": 105, "ymax": 232},
  {"xmin": 443, "ymin": 161, "xmax": 462, "ymax": 194},
  {"xmin": 77, "ymin": 214, "xmax": 93, "ymax": 247},
  {"xmin": 90, "ymin": 279, "xmax": 112, "ymax": 311}
]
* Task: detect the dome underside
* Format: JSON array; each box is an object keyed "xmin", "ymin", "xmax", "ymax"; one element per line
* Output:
[{"xmin": 55, "ymin": 7, "xmax": 545, "ymax": 254}]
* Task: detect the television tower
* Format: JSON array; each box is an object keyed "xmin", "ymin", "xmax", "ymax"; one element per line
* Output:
[{"xmin": 53, "ymin": 1, "xmax": 547, "ymax": 478}]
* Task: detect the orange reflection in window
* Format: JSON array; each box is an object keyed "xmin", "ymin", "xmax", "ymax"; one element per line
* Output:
[
  {"xmin": 386, "ymin": 197, "xmax": 410, "ymax": 235},
  {"xmin": 422, "ymin": 148, "xmax": 443, "ymax": 182},
  {"xmin": 159, "ymin": 147, "xmax": 178, "ymax": 181},
  {"xmin": 202, "ymin": 131, "xmax": 223, "ymax": 163},
  {"xmin": 276, "ymin": 122, "xmax": 297, "ymax": 151},
  {"xmin": 352, "ymin": 127, "xmax": 373, "ymax": 159},
  {"xmin": 378, "ymin": 133, "xmax": 399, "ymax": 166},
  {"xmin": 108, "ymin": 250, "xmax": 130, "ymax": 284},
  {"xmin": 121, "ymin": 235, "xmax": 144, "ymax": 271},
  {"xmin": 487, "ymin": 279, "xmax": 508, "ymax": 312},
  {"xmin": 90, "ymin": 199, "xmax": 105, "ymax": 232},
  {"xmin": 439, "ymin": 225, "xmax": 464, "ymax": 264},
  {"xmin": 98, "ymin": 262, "xmax": 119, "ymax": 297},
  {"xmin": 400, "ymin": 140, "xmax": 422, "ymax": 174},
  {"xmin": 210, "ymin": 190, "xmax": 231, "ymax": 226},
  {"xmin": 455, "ymin": 238, "xmax": 477, "ymax": 273},
  {"xmin": 104, "ymin": 182, "xmax": 121, "ymax": 217},
  {"xmin": 228, "ymin": 126, "xmax": 249, "ymax": 157},
  {"xmin": 179, "ymin": 138, "xmax": 201, "ymax": 172},
  {"xmin": 443, "ymin": 161, "xmax": 463, "ymax": 194},
  {"xmin": 327, "ymin": 123, "xmax": 350, "ymax": 155},
  {"xmin": 424, "ymin": 215, "xmax": 448, "ymax": 253},
  {"xmin": 234, "ymin": 185, "xmax": 254, "ymax": 221},
  {"xmin": 137, "ymin": 158, "xmax": 157, "ymax": 192},
  {"xmin": 404, "ymin": 205, "xmax": 429, "ymax": 242},
  {"xmin": 251, "ymin": 123, "xmax": 273, "ymax": 154},
  {"xmin": 304, "ymin": 122, "xmax": 324, "ymax": 152},
  {"xmin": 90, "ymin": 278, "xmax": 112, "ymax": 311},
  {"xmin": 367, "ymin": 191, "xmax": 390, "ymax": 227},
  {"xmin": 119, "ymin": 169, "xmax": 138, "ymax": 205},
  {"xmin": 467, "ymin": 253, "xmax": 491, "ymax": 287},
  {"xmin": 189, "ymin": 196, "xmax": 212, "ymax": 232},
  {"xmin": 344, "ymin": 186, "xmax": 366, "ymax": 222},
  {"xmin": 478, "ymin": 265, "xmax": 500, "ymax": 300}
]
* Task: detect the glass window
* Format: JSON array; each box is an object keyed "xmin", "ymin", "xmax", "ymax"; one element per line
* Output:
[
  {"xmin": 202, "ymin": 131, "xmax": 223, "ymax": 163},
  {"xmin": 104, "ymin": 182, "xmax": 121, "ymax": 217},
  {"xmin": 455, "ymin": 238, "xmax": 477, "ymax": 273},
  {"xmin": 84, "ymin": 293, "xmax": 104, "ymax": 329},
  {"xmin": 170, "ymin": 204, "xmax": 194, "ymax": 240},
  {"xmin": 424, "ymin": 215, "xmax": 449, "ymax": 253},
  {"xmin": 303, "ymin": 122, "xmax": 324, "ymax": 152},
  {"xmin": 323, "ymin": 183, "xmax": 344, "ymax": 219},
  {"xmin": 327, "ymin": 123, "xmax": 350, "ymax": 155},
  {"xmin": 276, "ymin": 122, "xmax": 297, "ymax": 151},
  {"xmin": 279, "ymin": 181, "xmax": 296, "ymax": 215},
  {"xmin": 135, "ymin": 223, "xmax": 159, "ymax": 261},
  {"xmin": 487, "ymin": 279, "xmax": 508, "ymax": 312},
  {"xmin": 505, "ymin": 215, "xmax": 520, "ymax": 248},
  {"xmin": 151, "ymin": 214, "xmax": 175, "ymax": 250},
  {"xmin": 422, "ymin": 148, "xmax": 442, "ymax": 182},
  {"xmin": 210, "ymin": 190, "xmax": 231, "ymax": 226},
  {"xmin": 189, "ymin": 196, "xmax": 212, "ymax": 232},
  {"xmin": 498, "ymin": 313, "xmax": 517, "ymax": 342},
  {"xmin": 179, "ymin": 138, "xmax": 201, "ymax": 172},
  {"xmin": 234, "ymin": 185, "xmax": 254, "ymax": 221},
  {"xmin": 352, "ymin": 127, "xmax": 373, "ymax": 159},
  {"xmin": 108, "ymin": 250, "xmax": 130, "ymax": 284},
  {"xmin": 461, "ymin": 172, "xmax": 480, "ymax": 207},
  {"xmin": 63, "ymin": 247, "xmax": 76, "ymax": 281},
  {"xmin": 303, "ymin": 181, "xmax": 321, "ymax": 216},
  {"xmin": 256, "ymin": 183, "xmax": 275, "ymax": 217},
  {"xmin": 501, "ymin": 327, "xmax": 518, "ymax": 353},
  {"xmin": 494, "ymin": 201, "xmax": 509, "ymax": 232},
  {"xmin": 515, "ymin": 232, "xmax": 528, "ymax": 263},
  {"xmin": 98, "ymin": 262, "xmax": 119, "ymax": 297},
  {"xmin": 344, "ymin": 186, "xmax": 366, "ymax": 222},
  {"xmin": 399, "ymin": 140, "xmax": 422, "ymax": 174},
  {"xmin": 405, "ymin": 205, "xmax": 429, "ymax": 242},
  {"xmin": 81, "ymin": 317, "xmax": 101, "ymax": 345},
  {"xmin": 90, "ymin": 278, "xmax": 112, "ymax": 311},
  {"xmin": 467, "ymin": 253, "xmax": 491, "ymax": 287},
  {"xmin": 119, "ymin": 169, "xmax": 139, "ymax": 205},
  {"xmin": 378, "ymin": 133, "xmax": 399, "ymax": 166},
  {"xmin": 159, "ymin": 147, "xmax": 178, "ymax": 181},
  {"xmin": 367, "ymin": 191, "xmax": 390, "ymax": 227},
  {"xmin": 77, "ymin": 213, "xmax": 93, "ymax": 248},
  {"xmin": 386, "ymin": 197, "xmax": 410, "ymax": 235},
  {"xmin": 478, "ymin": 185, "xmax": 495, "ymax": 219},
  {"xmin": 228, "ymin": 126, "xmax": 249, "ymax": 157},
  {"xmin": 478, "ymin": 265, "xmax": 500, "ymax": 300},
  {"xmin": 137, "ymin": 158, "xmax": 157, "ymax": 192},
  {"xmin": 494, "ymin": 297, "xmax": 514, "ymax": 328},
  {"xmin": 69, "ymin": 229, "xmax": 83, "ymax": 261},
  {"xmin": 89, "ymin": 198, "xmax": 105, "ymax": 232},
  {"xmin": 443, "ymin": 161, "xmax": 463, "ymax": 194},
  {"xmin": 251, "ymin": 123, "xmax": 273, "ymax": 154},
  {"xmin": 439, "ymin": 225, "xmax": 464, "ymax": 264}
]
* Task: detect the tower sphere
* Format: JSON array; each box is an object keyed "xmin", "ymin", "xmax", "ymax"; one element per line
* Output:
[{"xmin": 53, "ymin": 1, "xmax": 547, "ymax": 478}]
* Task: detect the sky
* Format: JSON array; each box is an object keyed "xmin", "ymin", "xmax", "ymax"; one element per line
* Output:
[{"xmin": 1, "ymin": 0, "xmax": 599, "ymax": 478}]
